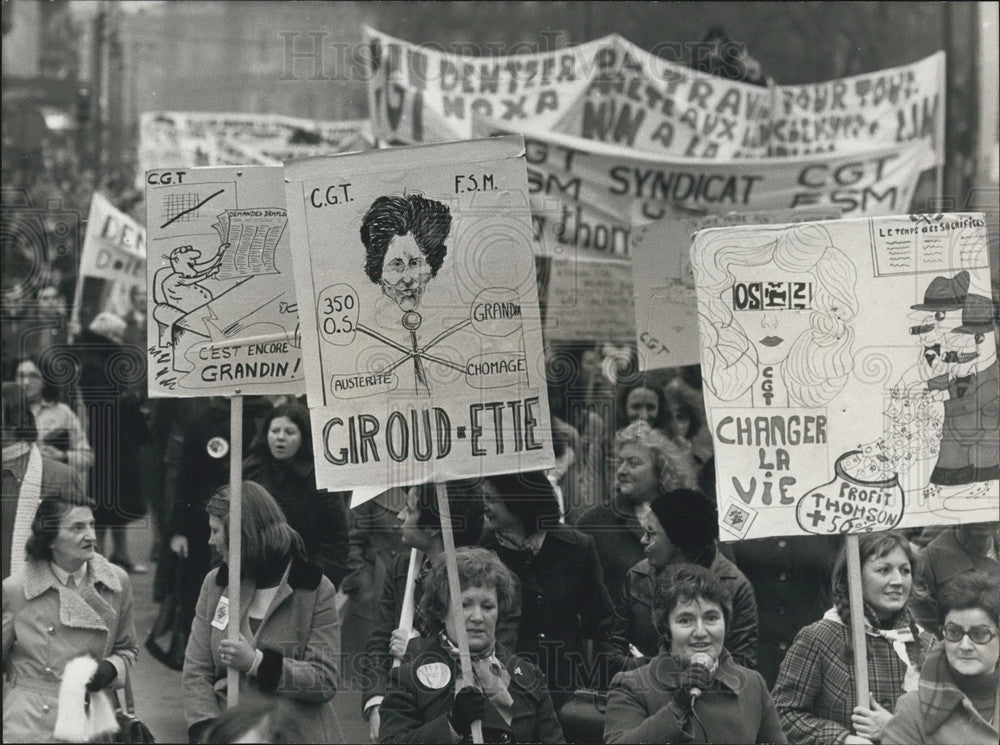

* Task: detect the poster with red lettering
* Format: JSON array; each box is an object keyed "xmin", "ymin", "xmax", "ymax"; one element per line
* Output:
[
  {"xmin": 692, "ymin": 213, "xmax": 997, "ymax": 540},
  {"xmin": 285, "ymin": 135, "xmax": 553, "ymax": 494}
]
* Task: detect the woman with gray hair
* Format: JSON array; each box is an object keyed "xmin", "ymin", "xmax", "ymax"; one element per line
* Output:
[
  {"xmin": 378, "ymin": 546, "xmax": 565, "ymax": 744},
  {"xmin": 579, "ymin": 420, "xmax": 698, "ymax": 599}
]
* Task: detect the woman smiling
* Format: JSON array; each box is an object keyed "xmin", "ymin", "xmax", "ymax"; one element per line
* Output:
[
  {"xmin": 604, "ymin": 564, "xmax": 784, "ymax": 744},
  {"xmin": 772, "ymin": 532, "xmax": 934, "ymax": 744}
]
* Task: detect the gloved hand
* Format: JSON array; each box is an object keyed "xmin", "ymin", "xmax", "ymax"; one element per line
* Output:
[
  {"xmin": 672, "ymin": 660, "xmax": 713, "ymax": 711},
  {"xmin": 449, "ymin": 686, "xmax": 486, "ymax": 736},
  {"xmin": 86, "ymin": 659, "xmax": 118, "ymax": 692}
]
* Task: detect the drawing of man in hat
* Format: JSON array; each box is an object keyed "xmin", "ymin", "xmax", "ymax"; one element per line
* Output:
[
  {"xmin": 926, "ymin": 292, "xmax": 999, "ymax": 489},
  {"xmin": 906, "ymin": 270, "xmax": 970, "ymax": 384}
]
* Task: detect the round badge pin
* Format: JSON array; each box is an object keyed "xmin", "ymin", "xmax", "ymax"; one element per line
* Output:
[{"xmin": 206, "ymin": 436, "xmax": 230, "ymax": 459}]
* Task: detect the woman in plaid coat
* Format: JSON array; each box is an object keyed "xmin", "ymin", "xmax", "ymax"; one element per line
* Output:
[{"xmin": 772, "ymin": 532, "xmax": 934, "ymax": 745}]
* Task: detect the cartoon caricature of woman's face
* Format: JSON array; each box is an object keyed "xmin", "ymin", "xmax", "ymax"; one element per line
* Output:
[
  {"xmin": 727, "ymin": 264, "xmax": 814, "ymax": 367},
  {"xmin": 380, "ymin": 233, "xmax": 432, "ymax": 312}
]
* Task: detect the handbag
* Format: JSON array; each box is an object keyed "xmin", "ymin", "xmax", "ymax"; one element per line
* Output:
[
  {"xmin": 557, "ymin": 688, "xmax": 608, "ymax": 744},
  {"xmin": 112, "ymin": 675, "xmax": 155, "ymax": 744}
]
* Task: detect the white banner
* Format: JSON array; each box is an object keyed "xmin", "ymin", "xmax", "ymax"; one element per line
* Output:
[
  {"xmin": 555, "ymin": 42, "xmax": 944, "ymax": 164},
  {"xmin": 145, "ymin": 166, "xmax": 304, "ymax": 397},
  {"xmin": 691, "ymin": 213, "xmax": 997, "ymax": 541},
  {"xmin": 138, "ymin": 111, "xmax": 374, "ymax": 179},
  {"xmin": 365, "ymin": 26, "xmax": 617, "ymax": 144},
  {"xmin": 285, "ymin": 136, "xmax": 554, "ymax": 494},
  {"xmin": 477, "ymin": 120, "xmax": 929, "ymax": 259},
  {"xmin": 364, "ymin": 27, "xmax": 943, "ymax": 168}
]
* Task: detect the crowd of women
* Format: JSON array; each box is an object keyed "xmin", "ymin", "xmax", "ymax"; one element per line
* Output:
[{"xmin": 3, "ymin": 341, "xmax": 999, "ymax": 744}]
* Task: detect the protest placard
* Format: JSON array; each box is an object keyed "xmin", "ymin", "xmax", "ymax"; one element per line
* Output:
[
  {"xmin": 543, "ymin": 255, "xmax": 635, "ymax": 343},
  {"xmin": 284, "ymin": 135, "xmax": 553, "ymax": 492},
  {"xmin": 71, "ymin": 192, "xmax": 147, "ymax": 340},
  {"xmin": 631, "ymin": 207, "xmax": 841, "ymax": 370},
  {"xmin": 691, "ymin": 213, "xmax": 997, "ymax": 542},
  {"xmin": 555, "ymin": 42, "xmax": 944, "ymax": 164},
  {"xmin": 145, "ymin": 166, "xmax": 304, "ymax": 397}
]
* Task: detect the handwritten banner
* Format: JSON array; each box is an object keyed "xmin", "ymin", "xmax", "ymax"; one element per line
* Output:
[
  {"xmin": 364, "ymin": 26, "xmax": 616, "ymax": 144},
  {"xmin": 145, "ymin": 166, "xmax": 304, "ymax": 397},
  {"xmin": 477, "ymin": 120, "xmax": 928, "ymax": 259},
  {"xmin": 364, "ymin": 27, "xmax": 943, "ymax": 169},
  {"xmin": 691, "ymin": 213, "xmax": 996, "ymax": 541},
  {"xmin": 555, "ymin": 41, "xmax": 944, "ymax": 164},
  {"xmin": 138, "ymin": 111, "xmax": 374, "ymax": 180},
  {"xmin": 285, "ymin": 135, "xmax": 553, "ymax": 494}
]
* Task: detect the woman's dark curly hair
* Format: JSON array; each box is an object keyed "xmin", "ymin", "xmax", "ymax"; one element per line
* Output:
[
  {"xmin": 360, "ymin": 194, "xmax": 451, "ymax": 284},
  {"xmin": 651, "ymin": 563, "xmax": 732, "ymax": 648},
  {"xmin": 25, "ymin": 494, "xmax": 97, "ymax": 562},
  {"xmin": 483, "ymin": 470, "xmax": 562, "ymax": 535},
  {"xmin": 256, "ymin": 402, "xmax": 313, "ymax": 464},
  {"xmin": 938, "ymin": 570, "xmax": 1000, "ymax": 627},
  {"xmin": 417, "ymin": 547, "xmax": 519, "ymax": 638}
]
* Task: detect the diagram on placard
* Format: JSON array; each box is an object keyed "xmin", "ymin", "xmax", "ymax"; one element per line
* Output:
[
  {"xmin": 148, "ymin": 178, "xmax": 295, "ymax": 391},
  {"xmin": 316, "ymin": 193, "xmax": 528, "ymax": 399}
]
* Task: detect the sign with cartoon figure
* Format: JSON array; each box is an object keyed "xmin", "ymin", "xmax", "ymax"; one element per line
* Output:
[
  {"xmin": 692, "ymin": 213, "xmax": 997, "ymax": 541},
  {"xmin": 145, "ymin": 166, "xmax": 304, "ymax": 397},
  {"xmin": 285, "ymin": 135, "xmax": 553, "ymax": 491},
  {"xmin": 630, "ymin": 207, "xmax": 841, "ymax": 371}
]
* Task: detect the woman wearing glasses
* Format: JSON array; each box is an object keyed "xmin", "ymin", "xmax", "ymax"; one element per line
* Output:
[{"xmin": 883, "ymin": 571, "xmax": 999, "ymax": 744}]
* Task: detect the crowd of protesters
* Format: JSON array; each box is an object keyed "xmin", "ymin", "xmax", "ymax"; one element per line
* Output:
[
  {"xmin": 2, "ymin": 39, "xmax": 999, "ymax": 744},
  {"xmin": 4, "ymin": 313, "xmax": 998, "ymax": 743}
]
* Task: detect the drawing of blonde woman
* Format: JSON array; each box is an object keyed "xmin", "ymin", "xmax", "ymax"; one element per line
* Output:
[{"xmin": 693, "ymin": 222, "xmax": 858, "ymax": 407}]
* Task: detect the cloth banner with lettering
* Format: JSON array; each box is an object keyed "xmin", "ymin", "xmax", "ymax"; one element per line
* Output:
[
  {"xmin": 71, "ymin": 192, "xmax": 147, "ymax": 341},
  {"xmin": 554, "ymin": 41, "xmax": 944, "ymax": 164},
  {"xmin": 631, "ymin": 207, "xmax": 842, "ymax": 370},
  {"xmin": 138, "ymin": 112, "xmax": 374, "ymax": 181},
  {"xmin": 284, "ymin": 135, "xmax": 553, "ymax": 494},
  {"xmin": 145, "ymin": 166, "xmax": 304, "ymax": 397},
  {"xmin": 364, "ymin": 26, "xmax": 617, "ymax": 144},
  {"xmin": 691, "ymin": 213, "xmax": 997, "ymax": 541},
  {"xmin": 365, "ymin": 26, "xmax": 944, "ymax": 168},
  {"xmin": 477, "ymin": 119, "xmax": 930, "ymax": 260}
]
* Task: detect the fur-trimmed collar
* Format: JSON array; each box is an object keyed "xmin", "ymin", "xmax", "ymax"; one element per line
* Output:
[
  {"xmin": 20, "ymin": 554, "xmax": 124, "ymax": 632},
  {"xmin": 214, "ymin": 555, "xmax": 322, "ymax": 591},
  {"xmin": 23, "ymin": 553, "xmax": 122, "ymax": 599}
]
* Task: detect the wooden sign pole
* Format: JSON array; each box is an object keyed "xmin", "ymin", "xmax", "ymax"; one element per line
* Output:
[
  {"xmin": 393, "ymin": 547, "xmax": 424, "ymax": 669},
  {"xmin": 435, "ymin": 483, "xmax": 483, "ymax": 744},
  {"xmin": 226, "ymin": 395, "xmax": 243, "ymax": 709},
  {"xmin": 846, "ymin": 534, "xmax": 870, "ymax": 712}
]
